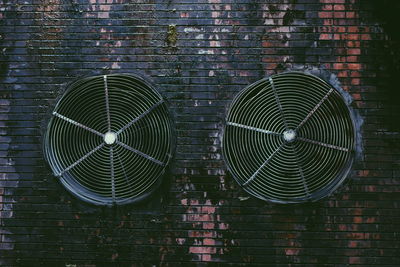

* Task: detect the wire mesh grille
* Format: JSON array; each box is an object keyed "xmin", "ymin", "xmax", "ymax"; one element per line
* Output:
[
  {"xmin": 44, "ymin": 74, "xmax": 174, "ymax": 205},
  {"xmin": 222, "ymin": 72, "xmax": 355, "ymax": 203}
]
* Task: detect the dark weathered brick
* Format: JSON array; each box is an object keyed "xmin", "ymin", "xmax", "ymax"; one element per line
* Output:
[{"xmin": 0, "ymin": 0, "xmax": 399, "ymax": 265}]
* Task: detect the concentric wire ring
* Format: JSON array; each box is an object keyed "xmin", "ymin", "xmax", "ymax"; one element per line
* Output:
[
  {"xmin": 44, "ymin": 74, "xmax": 174, "ymax": 205},
  {"xmin": 222, "ymin": 72, "xmax": 355, "ymax": 203}
]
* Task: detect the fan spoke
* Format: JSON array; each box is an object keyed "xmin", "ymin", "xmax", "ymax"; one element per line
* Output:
[
  {"xmin": 297, "ymin": 137, "xmax": 349, "ymax": 152},
  {"xmin": 116, "ymin": 99, "xmax": 164, "ymax": 135},
  {"xmin": 227, "ymin": 122, "xmax": 281, "ymax": 136},
  {"xmin": 243, "ymin": 143, "xmax": 285, "ymax": 187},
  {"xmin": 269, "ymin": 77, "xmax": 288, "ymax": 130},
  {"xmin": 295, "ymin": 88, "xmax": 334, "ymax": 131},
  {"xmin": 53, "ymin": 111, "xmax": 104, "ymax": 137},
  {"xmin": 110, "ymin": 146, "xmax": 116, "ymax": 201},
  {"xmin": 243, "ymin": 83, "xmax": 268, "ymax": 105},
  {"xmin": 104, "ymin": 75, "xmax": 111, "ymax": 132},
  {"xmin": 115, "ymin": 148, "xmax": 131, "ymax": 187},
  {"xmin": 289, "ymin": 144, "xmax": 310, "ymax": 196},
  {"xmin": 116, "ymin": 140, "xmax": 164, "ymax": 166},
  {"xmin": 56, "ymin": 143, "xmax": 104, "ymax": 176}
]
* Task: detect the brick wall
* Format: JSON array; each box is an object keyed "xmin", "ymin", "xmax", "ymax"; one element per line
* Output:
[{"xmin": 1, "ymin": 0, "xmax": 400, "ymax": 265}]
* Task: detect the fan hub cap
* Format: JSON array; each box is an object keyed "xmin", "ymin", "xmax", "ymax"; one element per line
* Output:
[
  {"xmin": 283, "ymin": 129, "xmax": 296, "ymax": 142},
  {"xmin": 104, "ymin": 131, "xmax": 117, "ymax": 145}
]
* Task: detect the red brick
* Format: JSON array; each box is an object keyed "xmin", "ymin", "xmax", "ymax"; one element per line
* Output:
[
  {"xmin": 348, "ymin": 26, "xmax": 359, "ymax": 33},
  {"xmin": 347, "ymin": 48, "xmax": 361, "ymax": 55},
  {"xmin": 352, "ymin": 93, "xmax": 361, "ymax": 100},
  {"xmin": 337, "ymin": 71, "xmax": 348, "ymax": 77},
  {"xmin": 361, "ymin": 34, "xmax": 371, "ymax": 40},
  {"xmin": 218, "ymin": 223, "xmax": 229, "ymax": 230},
  {"xmin": 366, "ymin": 217, "xmax": 376, "ymax": 223},
  {"xmin": 334, "ymin": 4, "xmax": 345, "ymax": 11},
  {"xmin": 203, "ymin": 238, "xmax": 215, "ymax": 246},
  {"xmin": 335, "ymin": 26, "xmax": 346, "ymax": 33},
  {"xmin": 322, "ymin": 4, "xmax": 333, "ymax": 11},
  {"xmin": 346, "ymin": 11, "xmax": 356, "ymax": 18},
  {"xmin": 350, "ymin": 71, "xmax": 361, "ymax": 77},
  {"xmin": 319, "ymin": 12, "xmax": 333, "ymax": 18},
  {"xmin": 346, "ymin": 56, "xmax": 358, "ymax": 62},
  {"xmin": 321, "ymin": 0, "xmax": 345, "ymax": 3},
  {"xmin": 180, "ymin": 12, "xmax": 190, "ymax": 18},
  {"xmin": 323, "ymin": 63, "xmax": 331, "ymax": 69},
  {"xmin": 189, "ymin": 231, "xmax": 215, "ymax": 238},
  {"xmin": 319, "ymin": 34, "xmax": 332, "ymax": 40},
  {"xmin": 262, "ymin": 41, "xmax": 273, "ymax": 48},
  {"xmin": 202, "ymin": 254, "xmax": 212, "ymax": 261},
  {"xmin": 187, "ymin": 214, "xmax": 213, "ymax": 222},
  {"xmin": 285, "ymin": 248, "xmax": 300, "ymax": 256},
  {"xmin": 203, "ymin": 223, "xmax": 215, "ymax": 229},
  {"xmin": 189, "ymin": 246, "xmax": 216, "ymax": 254},
  {"xmin": 333, "ymin": 63, "xmax": 344, "ymax": 70},
  {"xmin": 334, "ymin": 12, "xmax": 345, "ymax": 18},
  {"xmin": 190, "ymin": 199, "xmax": 199, "ymax": 205},
  {"xmin": 347, "ymin": 34, "xmax": 359, "ymax": 40},
  {"xmin": 351, "ymin": 78, "xmax": 360, "ymax": 85},
  {"xmin": 348, "ymin": 63, "xmax": 362, "ymax": 70},
  {"xmin": 201, "ymin": 206, "xmax": 216, "ymax": 214},
  {"xmin": 351, "ymin": 208, "xmax": 364, "ymax": 216}
]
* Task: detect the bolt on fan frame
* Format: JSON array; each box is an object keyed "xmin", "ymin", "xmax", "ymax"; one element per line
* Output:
[
  {"xmin": 43, "ymin": 73, "xmax": 175, "ymax": 206},
  {"xmin": 222, "ymin": 71, "xmax": 356, "ymax": 204}
]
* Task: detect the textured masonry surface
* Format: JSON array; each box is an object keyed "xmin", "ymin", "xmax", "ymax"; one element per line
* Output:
[{"xmin": 1, "ymin": 0, "xmax": 400, "ymax": 266}]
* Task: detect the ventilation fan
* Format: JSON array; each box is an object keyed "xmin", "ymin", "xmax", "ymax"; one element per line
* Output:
[
  {"xmin": 44, "ymin": 74, "xmax": 174, "ymax": 205},
  {"xmin": 222, "ymin": 72, "xmax": 355, "ymax": 203}
]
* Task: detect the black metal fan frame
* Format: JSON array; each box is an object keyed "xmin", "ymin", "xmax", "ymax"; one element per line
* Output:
[
  {"xmin": 221, "ymin": 71, "xmax": 356, "ymax": 204},
  {"xmin": 43, "ymin": 73, "xmax": 176, "ymax": 206}
]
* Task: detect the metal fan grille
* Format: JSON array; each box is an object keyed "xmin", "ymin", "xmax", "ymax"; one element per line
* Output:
[
  {"xmin": 222, "ymin": 72, "xmax": 355, "ymax": 203},
  {"xmin": 44, "ymin": 74, "xmax": 174, "ymax": 205}
]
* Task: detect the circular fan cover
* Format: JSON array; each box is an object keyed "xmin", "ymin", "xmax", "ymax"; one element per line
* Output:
[
  {"xmin": 44, "ymin": 74, "xmax": 174, "ymax": 205},
  {"xmin": 222, "ymin": 72, "xmax": 355, "ymax": 203}
]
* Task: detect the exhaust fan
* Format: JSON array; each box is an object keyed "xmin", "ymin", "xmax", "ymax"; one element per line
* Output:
[
  {"xmin": 222, "ymin": 72, "xmax": 355, "ymax": 203},
  {"xmin": 44, "ymin": 74, "xmax": 174, "ymax": 205}
]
